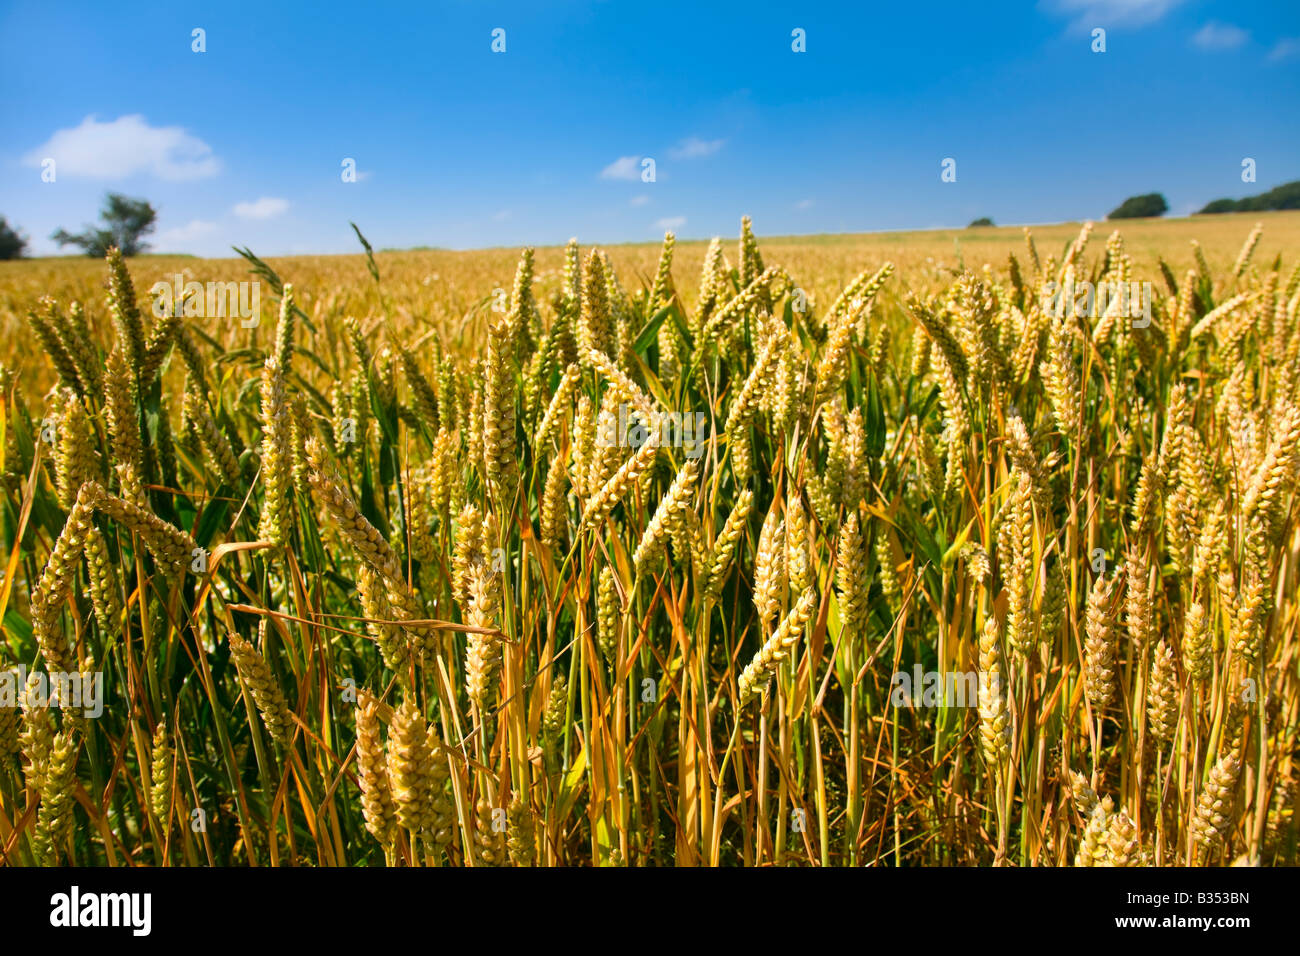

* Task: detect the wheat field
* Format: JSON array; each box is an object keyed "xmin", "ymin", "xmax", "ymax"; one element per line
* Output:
[{"xmin": 0, "ymin": 212, "xmax": 1297, "ymax": 866}]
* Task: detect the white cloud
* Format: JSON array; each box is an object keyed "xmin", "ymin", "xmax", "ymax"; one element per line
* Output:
[
  {"xmin": 1192, "ymin": 21, "xmax": 1249, "ymax": 50},
  {"xmin": 156, "ymin": 219, "xmax": 219, "ymax": 247},
  {"xmin": 492, "ymin": 209, "xmax": 511, "ymax": 222},
  {"xmin": 630, "ymin": 195, "xmax": 651, "ymax": 207},
  {"xmin": 1268, "ymin": 37, "xmax": 1300, "ymax": 61},
  {"xmin": 1043, "ymin": 0, "xmax": 1186, "ymax": 31},
  {"xmin": 233, "ymin": 197, "xmax": 290, "ymax": 220},
  {"xmin": 655, "ymin": 216, "xmax": 686, "ymax": 231},
  {"xmin": 668, "ymin": 137, "xmax": 725, "ymax": 160},
  {"xmin": 22, "ymin": 114, "xmax": 221, "ymax": 181},
  {"xmin": 795, "ymin": 198, "xmax": 815, "ymax": 210},
  {"xmin": 601, "ymin": 155, "xmax": 643, "ymax": 181}
]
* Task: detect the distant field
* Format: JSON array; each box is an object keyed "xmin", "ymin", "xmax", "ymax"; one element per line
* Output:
[{"xmin": 4, "ymin": 211, "xmax": 1295, "ymax": 380}]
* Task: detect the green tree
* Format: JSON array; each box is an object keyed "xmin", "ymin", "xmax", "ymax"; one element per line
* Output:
[
  {"xmin": 52, "ymin": 193, "xmax": 158, "ymax": 257},
  {"xmin": 1199, "ymin": 180, "xmax": 1300, "ymax": 214},
  {"xmin": 0, "ymin": 216, "xmax": 28, "ymax": 259},
  {"xmin": 1107, "ymin": 193, "xmax": 1168, "ymax": 219},
  {"xmin": 968, "ymin": 217, "xmax": 995, "ymax": 227},
  {"xmin": 1198, "ymin": 198, "xmax": 1240, "ymax": 214}
]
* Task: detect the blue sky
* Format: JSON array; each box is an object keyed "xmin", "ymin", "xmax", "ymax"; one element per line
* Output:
[{"xmin": 1, "ymin": 0, "xmax": 1298, "ymax": 256}]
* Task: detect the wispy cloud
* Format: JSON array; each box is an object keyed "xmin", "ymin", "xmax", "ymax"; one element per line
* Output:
[
  {"xmin": 629, "ymin": 195, "xmax": 650, "ymax": 207},
  {"xmin": 1192, "ymin": 21, "xmax": 1248, "ymax": 50},
  {"xmin": 1268, "ymin": 37, "xmax": 1300, "ymax": 61},
  {"xmin": 600, "ymin": 156, "xmax": 643, "ymax": 181},
  {"xmin": 233, "ymin": 197, "xmax": 289, "ymax": 220},
  {"xmin": 22, "ymin": 114, "xmax": 220, "ymax": 180},
  {"xmin": 492, "ymin": 209, "xmax": 511, "ymax": 222},
  {"xmin": 668, "ymin": 137, "xmax": 725, "ymax": 160},
  {"xmin": 795, "ymin": 198, "xmax": 815, "ymax": 210},
  {"xmin": 157, "ymin": 219, "xmax": 218, "ymax": 246},
  {"xmin": 654, "ymin": 216, "xmax": 686, "ymax": 231},
  {"xmin": 1042, "ymin": 0, "xmax": 1186, "ymax": 32}
]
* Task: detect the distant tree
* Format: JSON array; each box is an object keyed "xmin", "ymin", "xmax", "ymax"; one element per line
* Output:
[
  {"xmin": 1198, "ymin": 198, "xmax": 1240, "ymax": 214},
  {"xmin": 1266, "ymin": 181, "xmax": 1300, "ymax": 209},
  {"xmin": 1107, "ymin": 193, "xmax": 1168, "ymax": 219},
  {"xmin": 968, "ymin": 217, "xmax": 995, "ymax": 227},
  {"xmin": 1199, "ymin": 180, "xmax": 1300, "ymax": 214},
  {"xmin": 0, "ymin": 216, "xmax": 28, "ymax": 259},
  {"xmin": 52, "ymin": 193, "xmax": 158, "ymax": 257}
]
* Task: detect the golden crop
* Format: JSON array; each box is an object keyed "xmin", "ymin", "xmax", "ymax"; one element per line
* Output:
[{"xmin": 0, "ymin": 212, "xmax": 1297, "ymax": 866}]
